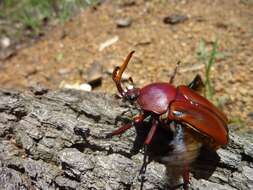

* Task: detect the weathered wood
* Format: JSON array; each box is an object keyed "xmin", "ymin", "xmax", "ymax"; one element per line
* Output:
[{"xmin": 0, "ymin": 89, "xmax": 252, "ymax": 190}]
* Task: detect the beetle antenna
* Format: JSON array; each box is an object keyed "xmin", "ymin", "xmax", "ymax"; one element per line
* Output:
[
  {"xmin": 112, "ymin": 51, "xmax": 135, "ymax": 96},
  {"xmin": 169, "ymin": 61, "xmax": 180, "ymax": 84}
]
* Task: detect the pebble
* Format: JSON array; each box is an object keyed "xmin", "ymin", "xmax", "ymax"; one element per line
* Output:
[
  {"xmin": 79, "ymin": 83, "xmax": 92, "ymax": 91},
  {"xmin": 99, "ymin": 36, "xmax": 119, "ymax": 51},
  {"xmin": 116, "ymin": 18, "xmax": 132, "ymax": 28},
  {"xmin": 119, "ymin": 0, "xmax": 136, "ymax": 7},
  {"xmin": 86, "ymin": 61, "xmax": 103, "ymax": 88},
  {"xmin": 62, "ymin": 83, "xmax": 92, "ymax": 91},
  {"xmin": 163, "ymin": 14, "xmax": 188, "ymax": 25},
  {"xmin": 0, "ymin": 37, "xmax": 11, "ymax": 48},
  {"xmin": 58, "ymin": 68, "xmax": 71, "ymax": 75}
]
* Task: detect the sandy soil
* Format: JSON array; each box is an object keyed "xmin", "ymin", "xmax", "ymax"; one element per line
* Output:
[{"xmin": 0, "ymin": 0, "xmax": 253, "ymax": 128}]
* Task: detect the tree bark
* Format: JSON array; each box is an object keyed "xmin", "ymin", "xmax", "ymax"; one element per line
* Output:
[{"xmin": 0, "ymin": 88, "xmax": 252, "ymax": 190}]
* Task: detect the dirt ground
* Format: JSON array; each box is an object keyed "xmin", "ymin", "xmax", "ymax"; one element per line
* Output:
[{"xmin": 0, "ymin": 0, "xmax": 252, "ymax": 128}]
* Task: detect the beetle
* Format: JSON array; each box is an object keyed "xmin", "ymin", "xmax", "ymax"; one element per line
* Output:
[{"xmin": 107, "ymin": 51, "xmax": 229, "ymax": 189}]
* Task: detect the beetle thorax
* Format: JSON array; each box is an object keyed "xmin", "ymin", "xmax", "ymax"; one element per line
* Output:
[{"xmin": 137, "ymin": 83, "xmax": 177, "ymax": 114}]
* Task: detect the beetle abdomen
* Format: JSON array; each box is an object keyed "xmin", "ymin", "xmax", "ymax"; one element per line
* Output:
[{"xmin": 137, "ymin": 83, "xmax": 176, "ymax": 114}]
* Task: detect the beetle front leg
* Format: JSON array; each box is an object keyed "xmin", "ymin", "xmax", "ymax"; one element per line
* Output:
[
  {"xmin": 106, "ymin": 113, "xmax": 146, "ymax": 138},
  {"xmin": 105, "ymin": 123, "xmax": 133, "ymax": 138}
]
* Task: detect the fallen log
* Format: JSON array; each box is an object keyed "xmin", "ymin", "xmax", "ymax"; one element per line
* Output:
[{"xmin": 0, "ymin": 88, "xmax": 252, "ymax": 190}]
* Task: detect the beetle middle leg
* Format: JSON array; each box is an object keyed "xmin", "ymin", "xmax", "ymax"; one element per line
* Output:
[
  {"xmin": 144, "ymin": 119, "xmax": 158, "ymax": 145},
  {"xmin": 105, "ymin": 123, "xmax": 133, "ymax": 138},
  {"xmin": 138, "ymin": 119, "xmax": 158, "ymax": 188}
]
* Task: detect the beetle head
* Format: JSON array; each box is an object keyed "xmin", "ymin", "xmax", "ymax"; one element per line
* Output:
[
  {"xmin": 124, "ymin": 87, "xmax": 140, "ymax": 101},
  {"xmin": 112, "ymin": 51, "xmax": 140, "ymax": 102}
]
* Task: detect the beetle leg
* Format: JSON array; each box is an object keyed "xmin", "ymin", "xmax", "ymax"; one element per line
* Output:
[
  {"xmin": 182, "ymin": 164, "xmax": 190, "ymax": 190},
  {"xmin": 139, "ymin": 145, "xmax": 148, "ymax": 176},
  {"xmin": 106, "ymin": 113, "xmax": 147, "ymax": 139},
  {"xmin": 139, "ymin": 144, "xmax": 150, "ymax": 189},
  {"xmin": 187, "ymin": 74, "xmax": 204, "ymax": 92},
  {"xmin": 169, "ymin": 61, "xmax": 180, "ymax": 84},
  {"xmin": 105, "ymin": 123, "xmax": 132, "ymax": 138},
  {"xmin": 144, "ymin": 119, "xmax": 158, "ymax": 145}
]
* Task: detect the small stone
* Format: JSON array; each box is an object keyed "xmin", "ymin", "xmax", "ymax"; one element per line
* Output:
[
  {"xmin": 79, "ymin": 83, "xmax": 92, "ymax": 91},
  {"xmin": 58, "ymin": 68, "xmax": 71, "ymax": 75},
  {"xmin": 62, "ymin": 83, "xmax": 92, "ymax": 91},
  {"xmin": 163, "ymin": 14, "xmax": 188, "ymax": 25},
  {"xmin": 119, "ymin": 0, "xmax": 136, "ymax": 6},
  {"xmin": 0, "ymin": 37, "xmax": 11, "ymax": 48},
  {"xmin": 86, "ymin": 61, "xmax": 103, "ymax": 88},
  {"xmin": 99, "ymin": 36, "xmax": 119, "ymax": 51},
  {"xmin": 116, "ymin": 18, "xmax": 132, "ymax": 28}
]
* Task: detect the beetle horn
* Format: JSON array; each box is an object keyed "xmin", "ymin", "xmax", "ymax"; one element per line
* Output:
[{"xmin": 112, "ymin": 51, "xmax": 135, "ymax": 96}]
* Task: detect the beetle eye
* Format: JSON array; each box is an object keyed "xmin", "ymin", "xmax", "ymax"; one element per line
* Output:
[
  {"xmin": 124, "ymin": 88, "xmax": 140, "ymax": 101},
  {"xmin": 129, "ymin": 94, "xmax": 137, "ymax": 101}
]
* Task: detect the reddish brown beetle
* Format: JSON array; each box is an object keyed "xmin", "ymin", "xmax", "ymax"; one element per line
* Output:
[{"xmin": 108, "ymin": 51, "xmax": 229, "ymax": 189}]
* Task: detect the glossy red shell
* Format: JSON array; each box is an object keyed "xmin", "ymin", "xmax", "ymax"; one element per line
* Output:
[
  {"xmin": 137, "ymin": 83, "xmax": 176, "ymax": 114},
  {"xmin": 136, "ymin": 83, "xmax": 228, "ymax": 146},
  {"xmin": 177, "ymin": 86, "xmax": 228, "ymax": 125},
  {"xmin": 171, "ymin": 86, "xmax": 228, "ymax": 145}
]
